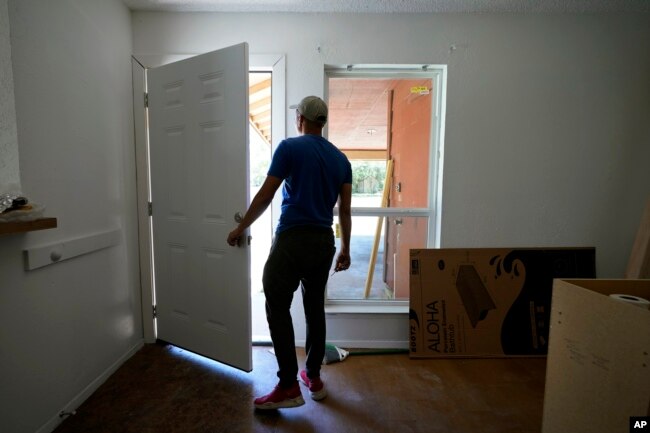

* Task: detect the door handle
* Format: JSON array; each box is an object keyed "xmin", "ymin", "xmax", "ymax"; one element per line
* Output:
[{"xmin": 232, "ymin": 212, "xmax": 250, "ymax": 247}]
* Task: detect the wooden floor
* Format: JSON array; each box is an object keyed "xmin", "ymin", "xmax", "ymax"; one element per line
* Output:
[{"xmin": 54, "ymin": 343, "xmax": 547, "ymax": 433}]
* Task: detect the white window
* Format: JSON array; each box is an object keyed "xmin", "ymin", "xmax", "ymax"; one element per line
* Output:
[{"xmin": 325, "ymin": 64, "xmax": 447, "ymax": 308}]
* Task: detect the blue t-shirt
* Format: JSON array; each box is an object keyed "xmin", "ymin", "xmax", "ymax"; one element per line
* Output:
[{"xmin": 268, "ymin": 134, "xmax": 352, "ymax": 234}]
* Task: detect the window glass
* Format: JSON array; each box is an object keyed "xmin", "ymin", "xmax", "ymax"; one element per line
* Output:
[
  {"xmin": 327, "ymin": 71, "xmax": 439, "ymax": 302},
  {"xmin": 328, "ymin": 77, "xmax": 433, "ymax": 208},
  {"xmin": 328, "ymin": 216, "xmax": 428, "ymax": 301}
]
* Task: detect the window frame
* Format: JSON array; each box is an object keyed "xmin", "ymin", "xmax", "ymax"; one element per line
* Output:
[{"xmin": 325, "ymin": 64, "xmax": 447, "ymax": 310}]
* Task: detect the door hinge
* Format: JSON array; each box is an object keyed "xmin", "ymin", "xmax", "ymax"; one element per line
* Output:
[
  {"xmin": 153, "ymin": 305, "xmax": 157, "ymax": 318},
  {"xmin": 148, "ymin": 201, "xmax": 152, "ymax": 216},
  {"xmin": 144, "ymin": 92, "xmax": 149, "ymax": 108}
]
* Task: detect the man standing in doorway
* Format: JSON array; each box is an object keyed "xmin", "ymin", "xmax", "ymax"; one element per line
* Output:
[{"xmin": 227, "ymin": 95, "xmax": 352, "ymax": 410}]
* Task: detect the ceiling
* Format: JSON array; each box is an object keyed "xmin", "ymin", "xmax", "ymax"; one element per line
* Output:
[
  {"xmin": 249, "ymin": 73, "xmax": 272, "ymax": 143},
  {"xmin": 328, "ymin": 78, "xmax": 394, "ymax": 153},
  {"xmin": 122, "ymin": 0, "xmax": 648, "ymax": 13}
]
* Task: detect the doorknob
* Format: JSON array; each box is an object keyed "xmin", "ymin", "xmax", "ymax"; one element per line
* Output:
[{"xmin": 234, "ymin": 212, "xmax": 243, "ymax": 223}]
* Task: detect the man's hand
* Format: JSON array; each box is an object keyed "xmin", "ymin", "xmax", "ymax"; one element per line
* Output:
[
  {"xmin": 225, "ymin": 175, "xmax": 282, "ymax": 247},
  {"xmin": 227, "ymin": 227, "xmax": 244, "ymax": 247},
  {"xmin": 333, "ymin": 251, "xmax": 351, "ymax": 272}
]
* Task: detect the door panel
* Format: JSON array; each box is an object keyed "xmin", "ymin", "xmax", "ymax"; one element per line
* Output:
[{"xmin": 148, "ymin": 43, "xmax": 252, "ymax": 371}]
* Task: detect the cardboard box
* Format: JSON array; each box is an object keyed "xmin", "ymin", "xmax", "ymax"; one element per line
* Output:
[
  {"xmin": 408, "ymin": 248, "xmax": 596, "ymax": 358},
  {"xmin": 542, "ymin": 279, "xmax": 650, "ymax": 433}
]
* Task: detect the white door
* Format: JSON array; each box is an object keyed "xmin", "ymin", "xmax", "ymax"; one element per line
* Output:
[{"xmin": 147, "ymin": 43, "xmax": 252, "ymax": 371}]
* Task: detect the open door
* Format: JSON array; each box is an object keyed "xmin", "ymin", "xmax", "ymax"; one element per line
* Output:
[{"xmin": 147, "ymin": 43, "xmax": 252, "ymax": 371}]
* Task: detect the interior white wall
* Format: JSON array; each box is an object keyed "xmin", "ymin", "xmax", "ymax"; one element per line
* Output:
[
  {"xmin": 132, "ymin": 11, "xmax": 650, "ymax": 278},
  {"xmin": 0, "ymin": 1, "xmax": 141, "ymax": 433},
  {"xmin": 0, "ymin": 0, "xmax": 19, "ymax": 189}
]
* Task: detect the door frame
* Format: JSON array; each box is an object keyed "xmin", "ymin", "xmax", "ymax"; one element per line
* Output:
[{"xmin": 132, "ymin": 53, "xmax": 286, "ymax": 343}]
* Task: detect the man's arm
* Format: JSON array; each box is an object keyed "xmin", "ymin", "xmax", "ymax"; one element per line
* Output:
[
  {"xmin": 334, "ymin": 183, "xmax": 352, "ymax": 271},
  {"xmin": 226, "ymin": 175, "xmax": 283, "ymax": 246}
]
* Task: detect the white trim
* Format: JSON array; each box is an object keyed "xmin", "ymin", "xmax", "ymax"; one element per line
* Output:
[
  {"xmin": 431, "ymin": 66, "xmax": 448, "ymax": 247},
  {"xmin": 295, "ymin": 339, "xmax": 408, "ymax": 350},
  {"xmin": 321, "ymin": 340, "xmax": 408, "ymax": 350},
  {"xmin": 335, "ymin": 207, "xmax": 431, "ymax": 217},
  {"xmin": 36, "ymin": 340, "xmax": 144, "ymax": 433},
  {"xmin": 322, "ymin": 311, "xmax": 410, "ymax": 349},
  {"xmin": 132, "ymin": 57, "xmax": 155, "ymax": 343},
  {"xmin": 326, "ymin": 63, "xmax": 446, "ymax": 76},
  {"xmin": 326, "ymin": 303, "xmax": 408, "ymax": 314},
  {"xmin": 23, "ymin": 228, "xmax": 121, "ymax": 270}
]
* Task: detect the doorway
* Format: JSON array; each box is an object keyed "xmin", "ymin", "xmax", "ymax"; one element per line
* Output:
[{"xmin": 248, "ymin": 71, "xmax": 273, "ymax": 343}]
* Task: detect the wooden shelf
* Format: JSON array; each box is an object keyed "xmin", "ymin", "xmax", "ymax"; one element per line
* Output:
[{"xmin": 0, "ymin": 218, "xmax": 58, "ymax": 236}]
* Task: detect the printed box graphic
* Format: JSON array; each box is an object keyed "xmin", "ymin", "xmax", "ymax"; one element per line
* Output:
[
  {"xmin": 409, "ymin": 248, "xmax": 596, "ymax": 358},
  {"xmin": 455, "ymin": 264, "xmax": 496, "ymax": 328}
]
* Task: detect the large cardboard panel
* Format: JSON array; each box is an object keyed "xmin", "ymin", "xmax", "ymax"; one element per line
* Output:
[
  {"xmin": 409, "ymin": 248, "xmax": 596, "ymax": 358},
  {"xmin": 542, "ymin": 279, "xmax": 650, "ymax": 433}
]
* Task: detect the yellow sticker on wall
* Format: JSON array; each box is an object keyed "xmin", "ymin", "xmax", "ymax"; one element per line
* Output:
[{"xmin": 410, "ymin": 86, "xmax": 430, "ymax": 95}]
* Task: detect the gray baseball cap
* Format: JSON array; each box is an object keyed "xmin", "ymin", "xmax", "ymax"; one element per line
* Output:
[{"xmin": 290, "ymin": 96, "xmax": 328, "ymax": 124}]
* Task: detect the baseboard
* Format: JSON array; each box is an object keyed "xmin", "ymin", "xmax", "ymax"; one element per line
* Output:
[
  {"xmin": 296, "ymin": 339, "xmax": 408, "ymax": 350},
  {"xmin": 36, "ymin": 339, "xmax": 144, "ymax": 433}
]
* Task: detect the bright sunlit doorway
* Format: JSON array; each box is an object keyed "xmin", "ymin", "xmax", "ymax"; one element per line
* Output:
[{"xmin": 249, "ymin": 71, "xmax": 274, "ymax": 343}]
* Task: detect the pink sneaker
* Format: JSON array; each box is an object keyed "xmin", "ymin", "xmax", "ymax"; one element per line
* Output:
[
  {"xmin": 254, "ymin": 382, "xmax": 305, "ymax": 410},
  {"xmin": 300, "ymin": 370, "xmax": 327, "ymax": 401}
]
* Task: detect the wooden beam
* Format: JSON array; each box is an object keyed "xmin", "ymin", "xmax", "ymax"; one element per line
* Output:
[
  {"xmin": 340, "ymin": 149, "xmax": 387, "ymax": 160},
  {"xmin": 250, "ymin": 96, "xmax": 271, "ymax": 112},
  {"xmin": 249, "ymin": 78, "xmax": 271, "ymax": 95},
  {"xmin": 256, "ymin": 120, "xmax": 271, "ymax": 130},
  {"xmin": 364, "ymin": 159, "xmax": 393, "ymax": 299},
  {"xmin": 249, "ymin": 120, "xmax": 271, "ymax": 147},
  {"xmin": 251, "ymin": 111, "xmax": 271, "ymax": 124}
]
